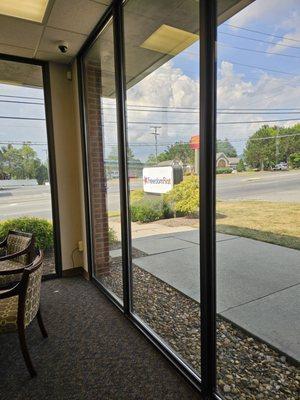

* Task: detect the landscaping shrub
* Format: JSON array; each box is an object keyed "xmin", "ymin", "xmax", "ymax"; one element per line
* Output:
[
  {"xmin": 164, "ymin": 176, "xmax": 199, "ymax": 216},
  {"xmin": 216, "ymin": 167, "xmax": 232, "ymax": 174},
  {"xmin": 0, "ymin": 217, "xmax": 53, "ymax": 250},
  {"xmin": 131, "ymin": 198, "xmax": 164, "ymax": 223},
  {"xmin": 130, "ymin": 189, "xmax": 144, "ymax": 203},
  {"xmin": 108, "ymin": 227, "xmax": 118, "ymax": 244}
]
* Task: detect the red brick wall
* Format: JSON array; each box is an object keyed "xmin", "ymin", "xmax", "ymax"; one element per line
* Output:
[{"xmin": 84, "ymin": 60, "xmax": 110, "ymax": 276}]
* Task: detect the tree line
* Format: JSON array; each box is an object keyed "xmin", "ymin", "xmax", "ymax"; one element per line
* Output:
[
  {"xmin": 145, "ymin": 123, "xmax": 300, "ymax": 170},
  {"xmin": 244, "ymin": 124, "xmax": 300, "ymax": 170},
  {"xmin": 0, "ymin": 144, "xmax": 49, "ymax": 184}
]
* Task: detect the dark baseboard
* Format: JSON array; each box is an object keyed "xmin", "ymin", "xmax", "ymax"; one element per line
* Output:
[{"xmin": 62, "ymin": 266, "xmax": 90, "ymax": 280}]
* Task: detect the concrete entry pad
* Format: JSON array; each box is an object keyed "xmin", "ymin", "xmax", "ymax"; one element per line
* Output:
[
  {"xmin": 222, "ymin": 284, "xmax": 300, "ymax": 361},
  {"xmin": 172, "ymin": 230, "xmax": 238, "ymax": 244},
  {"xmin": 133, "ymin": 230, "xmax": 300, "ymax": 361},
  {"xmin": 132, "ymin": 236, "xmax": 195, "ymax": 255}
]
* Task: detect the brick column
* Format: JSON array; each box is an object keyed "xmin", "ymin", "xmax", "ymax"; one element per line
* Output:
[{"xmin": 84, "ymin": 60, "xmax": 110, "ymax": 276}]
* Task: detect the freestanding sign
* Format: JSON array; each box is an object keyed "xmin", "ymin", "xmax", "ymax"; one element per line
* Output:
[{"xmin": 143, "ymin": 166, "xmax": 174, "ymax": 194}]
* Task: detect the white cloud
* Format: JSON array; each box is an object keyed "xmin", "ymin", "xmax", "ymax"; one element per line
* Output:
[
  {"xmin": 102, "ymin": 57, "xmax": 300, "ymax": 160},
  {"xmin": 228, "ymin": 0, "xmax": 298, "ymax": 28},
  {"xmin": 267, "ymin": 10, "xmax": 300, "ymax": 54},
  {"xmin": 217, "ymin": 61, "xmax": 300, "ymax": 153}
]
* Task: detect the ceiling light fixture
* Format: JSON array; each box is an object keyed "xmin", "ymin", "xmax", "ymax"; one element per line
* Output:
[
  {"xmin": 0, "ymin": 0, "xmax": 49, "ymax": 23},
  {"xmin": 141, "ymin": 24, "xmax": 198, "ymax": 56}
]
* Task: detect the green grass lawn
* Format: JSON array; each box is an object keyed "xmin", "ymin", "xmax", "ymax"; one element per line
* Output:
[{"xmin": 216, "ymin": 201, "xmax": 300, "ymax": 250}]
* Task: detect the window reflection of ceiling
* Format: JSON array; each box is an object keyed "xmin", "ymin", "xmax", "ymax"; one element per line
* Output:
[
  {"xmin": 0, "ymin": 60, "xmax": 43, "ymax": 88},
  {"xmin": 85, "ymin": 0, "xmax": 254, "ymax": 98}
]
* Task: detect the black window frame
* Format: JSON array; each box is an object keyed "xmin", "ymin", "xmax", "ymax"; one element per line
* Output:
[
  {"xmin": 78, "ymin": 0, "xmax": 217, "ymax": 396},
  {"xmin": 0, "ymin": 53, "xmax": 62, "ymax": 279}
]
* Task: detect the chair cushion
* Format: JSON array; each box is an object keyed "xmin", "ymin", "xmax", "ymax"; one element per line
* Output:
[
  {"xmin": 0, "ymin": 294, "xmax": 18, "ymax": 333},
  {"xmin": 7, "ymin": 234, "xmax": 31, "ymax": 265},
  {"xmin": 0, "ymin": 260, "xmax": 24, "ymax": 286}
]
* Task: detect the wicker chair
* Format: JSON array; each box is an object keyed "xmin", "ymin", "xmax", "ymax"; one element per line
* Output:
[
  {"xmin": 0, "ymin": 251, "xmax": 47, "ymax": 377},
  {"xmin": 0, "ymin": 231, "xmax": 35, "ymax": 287}
]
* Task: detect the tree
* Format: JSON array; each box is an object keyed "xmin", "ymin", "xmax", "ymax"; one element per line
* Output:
[
  {"xmin": 147, "ymin": 142, "xmax": 194, "ymax": 165},
  {"xmin": 0, "ymin": 144, "xmax": 44, "ymax": 180},
  {"xmin": 244, "ymin": 124, "xmax": 300, "ymax": 170},
  {"xmin": 244, "ymin": 125, "xmax": 277, "ymax": 170},
  {"xmin": 217, "ymin": 138, "xmax": 237, "ymax": 157},
  {"xmin": 108, "ymin": 147, "xmax": 139, "ymax": 162},
  {"xmin": 236, "ymin": 159, "xmax": 246, "ymax": 172},
  {"xmin": 36, "ymin": 164, "xmax": 49, "ymax": 185},
  {"xmin": 20, "ymin": 144, "xmax": 41, "ymax": 179},
  {"xmin": 289, "ymin": 152, "xmax": 300, "ymax": 168}
]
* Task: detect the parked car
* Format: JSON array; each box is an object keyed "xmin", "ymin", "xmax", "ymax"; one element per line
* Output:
[{"xmin": 273, "ymin": 162, "xmax": 288, "ymax": 171}]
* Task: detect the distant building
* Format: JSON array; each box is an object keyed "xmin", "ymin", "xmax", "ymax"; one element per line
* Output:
[{"xmin": 216, "ymin": 153, "xmax": 240, "ymax": 170}]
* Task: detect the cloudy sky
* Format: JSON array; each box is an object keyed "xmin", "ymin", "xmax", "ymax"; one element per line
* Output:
[{"xmin": 0, "ymin": 0, "xmax": 299, "ymax": 162}]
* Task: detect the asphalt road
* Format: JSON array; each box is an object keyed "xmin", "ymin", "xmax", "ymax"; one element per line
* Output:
[{"xmin": 0, "ymin": 171, "xmax": 299, "ymax": 220}]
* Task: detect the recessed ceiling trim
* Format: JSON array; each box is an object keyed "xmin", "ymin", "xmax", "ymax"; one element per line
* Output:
[{"xmin": 0, "ymin": 0, "xmax": 50, "ymax": 23}]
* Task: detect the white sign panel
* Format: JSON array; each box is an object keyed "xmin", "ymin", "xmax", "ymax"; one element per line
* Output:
[{"xmin": 143, "ymin": 166, "xmax": 174, "ymax": 194}]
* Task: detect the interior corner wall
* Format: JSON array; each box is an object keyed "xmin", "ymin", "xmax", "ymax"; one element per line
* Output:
[
  {"xmin": 49, "ymin": 62, "xmax": 84, "ymax": 271},
  {"xmin": 71, "ymin": 61, "xmax": 89, "ymax": 273}
]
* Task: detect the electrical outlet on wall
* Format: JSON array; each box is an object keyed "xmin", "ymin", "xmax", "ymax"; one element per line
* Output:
[{"xmin": 78, "ymin": 241, "xmax": 84, "ymax": 252}]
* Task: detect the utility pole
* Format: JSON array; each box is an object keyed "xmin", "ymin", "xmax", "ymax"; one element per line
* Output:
[
  {"xmin": 150, "ymin": 125, "xmax": 161, "ymax": 164},
  {"xmin": 275, "ymin": 128, "xmax": 280, "ymax": 165}
]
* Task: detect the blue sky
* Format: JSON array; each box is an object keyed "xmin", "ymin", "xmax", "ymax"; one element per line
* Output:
[{"xmin": 0, "ymin": 0, "xmax": 299, "ymax": 161}]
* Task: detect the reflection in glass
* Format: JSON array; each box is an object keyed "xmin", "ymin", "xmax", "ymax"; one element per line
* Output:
[
  {"xmin": 83, "ymin": 21, "xmax": 123, "ymax": 302},
  {"xmin": 217, "ymin": 0, "xmax": 299, "ymax": 398},
  {"xmin": 124, "ymin": 0, "xmax": 201, "ymax": 374}
]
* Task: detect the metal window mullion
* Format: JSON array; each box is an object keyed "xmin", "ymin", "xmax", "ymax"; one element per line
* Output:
[
  {"xmin": 113, "ymin": 0, "xmax": 133, "ymax": 314},
  {"xmin": 200, "ymin": 0, "xmax": 217, "ymax": 398}
]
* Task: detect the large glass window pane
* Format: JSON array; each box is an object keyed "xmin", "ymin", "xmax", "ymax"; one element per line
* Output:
[
  {"xmin": 0, "ymin": 60, "xmax": 56, "ymax": 276},
  {"xmin": 83, "ymin": 20, "xmax": 123, "ymax": 302},
  {"xmin": 124, "ymin": 0, "xmax": 201, "ymax": 374},
  {"xmin": 217, "ymin": 1, "xmax": 299, "ymax": 398}
]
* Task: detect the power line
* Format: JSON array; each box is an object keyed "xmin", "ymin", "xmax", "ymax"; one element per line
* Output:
[
  {"xmin": 219, "ymin": 31, "xmax": 300, "ymax": 50},
  {"xmin": 224, "ymin": 24, "xmax": 300, "ymax": 44},
  {"xmin": 1, "ymin": 98, "xmax": 300, "ymax": 112},
  {"xmin": 0, "ymin": 94, "xmax": 44, "ymax": 100},
  {"xmin": 0, "ymin": 116, "xmax": 45, "ymax": 121},
  {"xmin": 1, "ymin": 133, "xmax": 299, "ymax": 148},
  {"xmin": 219, "ymin": 42, "xmax": 300, "ymax": 59},
  {"xmin": 222, "ymin": 60, "xmax": 297, "ymax": 76},
  {"xmin": 104, "ymin": 118, "xmax": 300, "ymax": 125},
  {"xmin": 218, "ymin": 118, "xmax": 300, "ymax": 125},
  {"xmin": 0, "ymin": 100, "xmax": 44, "ymax": 105},
  {"xmin": 0, "ymin": 141, "xmax": 47, "ymax": 146}
]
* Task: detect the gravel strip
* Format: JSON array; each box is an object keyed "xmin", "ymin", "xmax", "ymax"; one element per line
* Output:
[
  {"xmin": 99, "ymin": 258, "xmax": 299, "ymax": 400},
  {"xmin": 43, "ymin": 249, "xmax": 56, "ymax": 275}
]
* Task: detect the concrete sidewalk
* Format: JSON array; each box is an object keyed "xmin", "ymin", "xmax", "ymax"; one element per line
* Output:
[{"xmin": 131, "ymin": 230, "xmax": 300, "ymax": 362}]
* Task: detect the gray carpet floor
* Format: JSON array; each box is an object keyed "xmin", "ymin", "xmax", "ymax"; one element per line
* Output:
[{"xmin": 0, "ymin": 277, "xmax": 200, "ymax": 400}]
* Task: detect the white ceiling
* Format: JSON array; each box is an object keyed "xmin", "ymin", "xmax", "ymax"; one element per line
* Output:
[{"xmin": 0, "ymin": 0, "xmax": 111, "ymax": 64}]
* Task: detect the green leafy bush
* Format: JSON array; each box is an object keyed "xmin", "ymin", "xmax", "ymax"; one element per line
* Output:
[
  {"xmin": 0, "ymin": 217, "xmax": 53, "ymax": 250},
  {"xmin": 130, "ymin": 189, "xmax": 144, "ymax": 204},
  {"xmin": 164, "ymin": 176, "xmax": 199, "ymax": 216},
  {"xmin": 216, "ymin": 167, "xmax": 232, "ymax": 174},
  {"xmin": 131, "ymin": 199, "xmax": 164, "ymax": 223},
  {"xmin": 108, "ymin": 227, "xmax": 118, "ymax": 244}
]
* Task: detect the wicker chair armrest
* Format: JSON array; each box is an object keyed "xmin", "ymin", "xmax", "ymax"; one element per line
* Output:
[
  {"xmin": 0, "ymin": 266, "xmax": 25, "ymax": 276},
  {"xmin": 0, "ymin": 282, "xmax": 21, "ymax": 299},
  {"xmin": 0, "ymin": 247, "xmax": 30, "ymax": 261}
]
